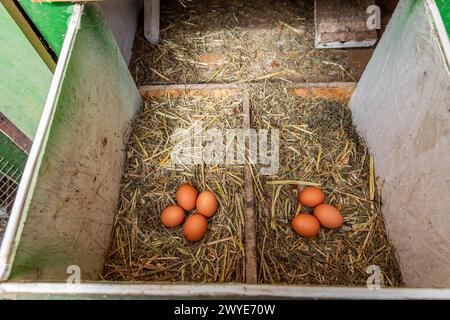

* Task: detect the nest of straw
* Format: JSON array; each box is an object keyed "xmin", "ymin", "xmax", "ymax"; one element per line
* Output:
[
  {"xmin": 130, "ymin": 0, "xmax": 355, "ymax": 86},
  {"xmin": 103, "ymin": 94, "xmax": 246, "ymax": 282},
  {"xmin": 249, "ymin": 83, "xmax": 402, "ymax": 286}
]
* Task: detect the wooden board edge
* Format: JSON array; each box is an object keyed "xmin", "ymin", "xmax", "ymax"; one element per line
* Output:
[
  {"xmin": 0, "ymin": 114, "xmax": 32, "ymax": 154},
  {"xmin": 289, "ymin": 82, "xmax": 357, "ymax": 102},
  {"xmin": 242, "ymin": 93, "xmax": 258, "ymax": 284},
  {"xmin": 139, "ymin": 83, "xmax": 242, "ymax": 98},
  {"xmin": 140, "ymin": 82, "xmax": 357, "ymax": 102}
]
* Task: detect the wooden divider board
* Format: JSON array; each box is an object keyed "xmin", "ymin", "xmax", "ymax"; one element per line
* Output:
[
  {"xmin": 140, "ymin": 82, "xmax": 356, "ymax": 102},
  {"xmin": 242, "ymin": 93, "xmax": 257, "ymax": 284}
]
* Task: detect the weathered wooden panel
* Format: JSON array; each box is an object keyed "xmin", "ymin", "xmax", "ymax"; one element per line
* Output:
[
  {"xmin": 350, "ymin": 0, "xmax": 450, "ymax": 287},
  {"xmin": 7, "ymin": 4, "xmax": 141, "ymax": 281},
  {"xmin": 99, "ymin": 0, "xmax": 142, "ymax": 64},
  {"xmin": 315, "ymin": 0, "xmax": 377, "ymax": 48}
]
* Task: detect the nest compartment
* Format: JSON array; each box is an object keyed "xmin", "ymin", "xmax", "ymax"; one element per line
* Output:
[{"xmin": 103, "ymin": 94, "xmax": 246, "ymax": 282}]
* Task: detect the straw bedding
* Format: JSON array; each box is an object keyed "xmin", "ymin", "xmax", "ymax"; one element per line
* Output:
[
  {"xmin": 130, "ymin": 0, "xmax": 356, "ymax": 86},
  {"xmin": 249, "ymin": 83, "xmax": 401, "ymax": 286},
  {"xmin": 103, "ymin": 94, "xmax": 246, "ymax": 282},
  {"xmin": 103, "ymin": 0, "xmax": 402, "ymax": 286}
]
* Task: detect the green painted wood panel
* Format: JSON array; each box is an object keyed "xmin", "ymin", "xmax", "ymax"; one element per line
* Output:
[
  {"xmin": 17, "ymin": 0, "xmax": 72, "ymax": 56},
  {"xmin": 436, "ymin": 0, "xmax": 450, "ymax": 38},
  {"xmin": 0, "ymin": 2, "xmax": 53, "ymax": 139},
  {"xmin": 9, "ymin": 4, "xmax": 142, "ymax": 281}
]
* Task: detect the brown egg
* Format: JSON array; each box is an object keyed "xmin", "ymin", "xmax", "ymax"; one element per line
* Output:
[
  {"xmin": 160, "ymin": 205, "xmax": 185, "ymax": 228},
  {"xmin": 313, "ymin": 204, "xmax": 344, "ymax": 229},
  {"xmin": 196, "ymin": 190, "xmax": 218, "ymax": 218},
  {"xmin": 291, "ymin": 214, "xmax": 321, "ymax": 237},
  {"xmin": 299, "ymin": 186, "xmax": 325, "ymax": 208},
  {"xmin": 176, "ymin": 183, "xmax": 198, "ymax": 211},
  {"xmin": 183, "ymin": 214, "xmax": 208, "ymax": 242}
]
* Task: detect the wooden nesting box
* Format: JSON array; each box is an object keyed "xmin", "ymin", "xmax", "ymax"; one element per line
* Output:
[{"xmin": 0, "ymin": 0, "xmax": 449, "ymax": 299}]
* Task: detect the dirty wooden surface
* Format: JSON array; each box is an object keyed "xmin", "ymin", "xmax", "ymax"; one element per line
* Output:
[
  {"xmin": 315, "ymin": 0, "xmax": 377, "ymax": 48},
  {"xmin": 350, "ymin": 0, "xmax": 450, "ymax": 287}
]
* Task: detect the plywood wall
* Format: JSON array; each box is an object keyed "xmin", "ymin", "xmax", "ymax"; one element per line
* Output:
[
  {"xmin": 99, "ymin": 0, "xmax": 142, "ymax": 64},
  {"xmin": 350, "ymin": 0, "xmax": 450, "ymax": 287},
  {"xmin": 8, "ymin": 4, "xmax": 142, "ymax": 281}
]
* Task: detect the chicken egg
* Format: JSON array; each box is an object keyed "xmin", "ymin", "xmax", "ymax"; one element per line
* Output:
[
  {"xmin": 160, "ymin": 205, "xmax": 185, "ymax": 228},
  {"xmin": 291, "ymin": 214, "xmax": 321, "ymax": 237},
  {"xmin": 299, "ymin": 186, "xmax": 325, "ymax": 208},
  {"xmin": 196, "ymin": 190, "xmax": 218, "ymax": 218},
  {"xmin": 176, "ymin": 183, "xmax": 198, "ymax": 211},
  {"xmin": 183, "ymin": 214, "xmax": 208, "ymax": 242},
  {"xmin": 313, "ymin": 204, "xmax": 344, "ymax": 229}
]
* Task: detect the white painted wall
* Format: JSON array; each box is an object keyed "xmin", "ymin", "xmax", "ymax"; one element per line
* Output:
[
  {"xmin": 350, "ymin": 0, "xmax": 450, "ymax": 287},
  {"xmin": 100, "ymin": 0, "xmax": 143, "ymax": 64}
]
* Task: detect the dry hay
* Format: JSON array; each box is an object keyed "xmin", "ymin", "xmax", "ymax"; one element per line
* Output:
[
  {"xmin": 249, "ymin": 82, "xmax": 402, "ymax": 286},
  {"xmin": 106, "ymin": 0, "xmax": 401, "ymax": 287},
  {"xmin": 103, "ymin": 83, "xmax": 402, "ymax": 286},
  {"xmin": 102, "ymin": 93, "xmax": 246, "ymax": 282},
  {"xmin": 130, "ymin": 0, "xmax": 356, "ymax": 86}
]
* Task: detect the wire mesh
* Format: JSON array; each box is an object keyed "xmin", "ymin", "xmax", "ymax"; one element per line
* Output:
[{"xmin": 0, "ymin": 157, "xmax": 21, "ymax": 216}]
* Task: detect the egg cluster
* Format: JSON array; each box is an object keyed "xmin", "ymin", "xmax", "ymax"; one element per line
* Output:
[
  {"xmin": 291, "ymin": 186, "xmax": 344, "ymax": 238},
  {"xmin": 160, "ymin": 183, "xmax": 218, "ymax": 242}
]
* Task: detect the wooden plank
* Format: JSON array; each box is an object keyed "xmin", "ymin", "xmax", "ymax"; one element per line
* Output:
[
  {"xmin": 289, "ymin": 82, "xmax": 356, "ymax": 102},
  {"xmin": 6, "ymin": 4, "xmax": 142, "ymax": 281},
  {"xmin": 0, "ymin": 2, "xmax": 53, "ymax": 139},
  {"xmin": 144, "ymin": 0, "xmax": 160, "ymax": 44},
  {"xmin": 3, "ymin": 282, "xmax": 450, "ymax": 299},
  {"xmin": 139, "ymin": 83, "xmax": 242, "ymax": 98},
  {"xmin": 0, "ymin": 113, "xmax": 32, "ymax": 153},
  {"xmin": 140, "ymin": 82, "xmax": 356, "ymax": 102},
  {"xmin": 315, "ymin": 0, "xmax": 377, "ymax": 49},
  {"xmin": 98, "ymin": 0, "xmax": 141, "ymax": 64},
  {"xmin": 242, "ymin": 93, "xmax": 258, "ymax": 284}
]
